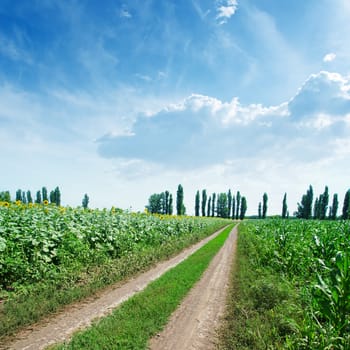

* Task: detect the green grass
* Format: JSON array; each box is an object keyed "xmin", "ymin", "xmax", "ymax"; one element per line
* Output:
[
  {"xmin": 52, "ymin": 224, "xmax": 234, "ymax": 350},
  {"xmin": 0, "ymin": 220, "xmax": 228, "ymax": 340}
]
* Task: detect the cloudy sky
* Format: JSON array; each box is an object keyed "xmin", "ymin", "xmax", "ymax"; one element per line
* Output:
[{"xmin": 1, "ymin": 0, "xmax": 350, "ymax": 215}]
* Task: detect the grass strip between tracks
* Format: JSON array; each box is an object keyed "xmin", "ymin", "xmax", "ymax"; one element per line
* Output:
[{"xmin": 52, "ymin": 223, "xmax": 234, "ymax": 350}]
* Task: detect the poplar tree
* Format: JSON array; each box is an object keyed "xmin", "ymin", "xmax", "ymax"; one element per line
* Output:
[
  {"xmin": 258, "ymin": 202, "xmax": 262, "ymax": 219},
  {"xmin": 169, "ymin": 194, "xmax": 173, "ymax": 215},
  {"xmin": 262, "ymin": 193, "xmax": 268, "ymax": 219},
  {"xmin": 35, "ymin": 190, "xmax": 42, "ymax": 204},
  {"xmin": 314, "ymin": 198, "xmax": 320, "ymax": 219},
  {"xmin": 282, "ymin": 193, "xmax": 288, "ymax": 219},
  {"xmin": 320, "ymin": 186, "xmax": 329, "ymax": 220},
  {"xmin": 330, "ymin": 194, "xmax": 338, "ymax": 219},
  {"xmin": 216, "ymin": 193, "xmax": 228, "ymax": 218},
  {"xmin": 82, "ymin": 194, "xmax": 89, "ymax": 209},
  {"xmin": 231, "ymin": 195, "xmax": 235, "ymax": 219},
  {"xmin": 296, "ymin": 185, "xmax": 313, "ymax": 219},
  {"xmin": 42, "ymin": 187, "xmax": 48, "ymax": 201},
  {"xmin": 21, "ymin": 191, "xmax": 27, "ymax": 204},
  {"xmin": 207, "ymin": 196, "xmax": 211, "ymax": 217},
  {"xmin": 342, "ymin": 189, "xmax": 350, "ymax": 219},
  {"xmin": 50, "ymin": 190, "xmax": 55, "ymax": 204},
  {"xmin": 195, "ymin": 190, "xmax": 200, "ymax": 216},
  {"xmin": 236, "ymin": 191, "xmax": 241, "ymax": 220},
  {"xmin": 240, "ymin": 197, "xmax": 247, "ymax": 220},
  {"xmin": 227, "ymin": 190, "xmax": 232, "ymax": 219},
  {"xmin": 16, "ymin": 189, "xmax": 22, "ymax": 201},
  {"xmin": 201, "ymin": 189, "xmax": 207, "ymax": 217},
  {"xmin": 211, "ymin": 193, "xmax": 216, "ymax": 217},
  {"xmin": 176, "ymin": 184, "xmax": 185, "ymax": 215},
  {"xmin": 26, "ymin": 190, "xmax": 33, "ymax": 203},
  {"xmin": 165, "ymin": 191, "xmax": 170, "ymax": 214}
]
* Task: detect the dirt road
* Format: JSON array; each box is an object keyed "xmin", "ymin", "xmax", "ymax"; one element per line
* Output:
[
  {"xmin": 2, "ymin": 225, "xmax": 234, "ymax": 350},
  {"xmin": 149, "ymin": 225, "xmax": 237, "ymax": 350}
]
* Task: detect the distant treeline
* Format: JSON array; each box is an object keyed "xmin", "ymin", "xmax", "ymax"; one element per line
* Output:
[
  {"xmin": 146, "ymin": 185, "xmax": 247, "ymax": 219},
  {"xmin": 0, "ymin": 187, "xmax": 61, "ymax": 206}
]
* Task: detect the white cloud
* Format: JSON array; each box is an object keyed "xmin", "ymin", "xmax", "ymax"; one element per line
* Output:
[
  {"xmin": 97, "ymin": 70, "xmax": 350, "ymax": 173},
  {"xmin": 323, "ymin": 52, "xmax": 337, "ymax": 62},
  {"xmin": 216, "ymin": 0, "xmax": 238, "ymax": 23}
]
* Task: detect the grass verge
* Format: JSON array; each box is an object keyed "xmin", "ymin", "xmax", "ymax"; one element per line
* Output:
[
  {"xmin": 0, "ymin": 221, "xmax": 228, "ymax": 340},
  {"xmin": 218, "ymin": 222, "xmax": 300, "ymax": 350},
  {"xmin": 51, "ymin": 224, "xmax": 234, "ymax": 350}
]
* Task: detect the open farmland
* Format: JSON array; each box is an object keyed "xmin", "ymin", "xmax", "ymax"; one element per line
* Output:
[
  {"xmin": 220, "ymin": 219, "xmax": 350, "ymax": 349},
  {"xmin": 0, "ymin": 201, "xmax": 229, "ymax": 340}
]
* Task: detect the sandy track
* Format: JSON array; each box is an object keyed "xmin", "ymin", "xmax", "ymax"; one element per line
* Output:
[
  {"xmin": 2, "ymin": 226, "xmax": 229, "ymax": 350},
  {"xmin": 149, "ymin": 225, "xmax": 237, "ymax": 350}
]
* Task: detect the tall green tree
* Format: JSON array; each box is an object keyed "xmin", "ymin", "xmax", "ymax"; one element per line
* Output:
[
  {"xmin": 227, "ymin": 190, "xmax": 232, "ymax": 219},
  {"xmin": 342, "ymin": 189, "xmax": 350, "ymax": 219},
  {"xmin": 296, "ymin": 185, "xmax": 313, "ymax": 219},
  {"xmin": 50, "ymin": 190, "xmax": 55, "ymax": 204},
  {"xmin": 35, "ymin": 190, "xmax": 42, "ymax": 204},
  {"xmin": 330, "ymin": 194, "xmax": 339, "ymax": 219},
  {"xmin": 21, "ymin": 191, "xmax": 27, "ymax": 204},
  {"xmin": 176, "ymin": 184, "xmax": 185, "ymax": 215},
  {"xmin": 216, "ymin": 193, "xmax": 228, "ymax": 218},
  {"xmin": 147, "ymin": 193, "xmax": 163, "ymax": 214},
  {"xmin": 165, "ymin": 191, "xmax": 170, "ymax": 214},
  {"xmin": 54, "ymin": 187, "xmax": 61, "ymax": 206},
  {"xmin": 314, "ymin": 197, "xmax": 320, "ymax": 219},
  {"xmin": 320, "ymin": 186, "xmax": 329, "ymax": 220},
  {"xmin": 26, "ymin": 190, "xmax": 33, "ymax": 203},
  {"xmin": 240, "ymin": 196, "xmax": 247, "ymax": 220},
  {"xmin": 282, "ymin": 193, "xmax": 288, "ymax": 219},
  {"xmin": 42, "ymin": 187, "xmax": 48, "ymax": 201},
  {"xmin": 201, "ymin": 189, "xmax": 207, "ymax": 217},
  {"xmin": 211, "ymin": 193, "xmax": 216, "ymax": 217},
  {"xmin": 0, "ymin": 191, "xmax": 11, "ymax": 202},
  {"xmin": 16, "ymin": 189, "xmax": 22, "ymax": 201},
  {"xmin": 169, "ymin": 194, "xmax": 173, "ymax": 215},
  {"xmin": 195, "ymin": 190, "xmax": 200, "ymax": 216},
  {"xmin": 231, "ymin": 195, "xmax": 235, "ymax": 219},
  {"xmin": 258, "ymin": 202, "xmax": 262, "ymax": 219},
  {"xmin": 262, "ymin": 193, "xmax": 268, "ymax": 219},
  {"xmin": 207, "ymin": 196, "xmax": 211, "ymax": 217},
  {"xmin": 235, "ymin": 191, "xmax": 241, "ymax": 220},
  {"xmin": 82, "ymin": 194, "xmax": 89, "ymax": 209}
]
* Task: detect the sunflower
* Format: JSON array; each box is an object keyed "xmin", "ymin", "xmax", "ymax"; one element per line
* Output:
[
  {"xmin": 15, "ymin": 200, "xmax": 21, "ymax": 205},
  {"xmin": 43, "ymin": 200, "xmax": 49, "ymax": 205},
  {"xmin": 3, "ymin": 202, "xmax": 10, "ymax": 207}
]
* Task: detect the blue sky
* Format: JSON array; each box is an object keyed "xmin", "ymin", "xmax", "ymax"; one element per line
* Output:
[{"xmin": 1, "ymin": 0, "xmax": 350, "ymax": 215}]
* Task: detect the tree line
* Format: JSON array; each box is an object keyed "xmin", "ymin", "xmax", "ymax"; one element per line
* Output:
[
  {"xmin": 0, "ymin": 187, "xmax": 62, "ymax": 206},
  {"xmin": 146, "ymin": 185, "xmax": 248, "ymax": 219},
  {"xmin": 295, "ymin": 185, "xmax": 350, "ymax": 220},
  {"xmin": 146, "ymin": 184, "xmax": 185, "ymax": 215},
  {"xmin": 195, "ymin": 189, "xmax": 247, "ymax": 219},
  {"xmin": 0, "ymin": 187, "xmax": 91, "ymax": 209}
]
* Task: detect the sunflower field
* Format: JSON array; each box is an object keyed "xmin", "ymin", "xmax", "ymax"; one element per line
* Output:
[{"xmin": 0, "ymin": 201, "xmax": 227, "ymax": 290}]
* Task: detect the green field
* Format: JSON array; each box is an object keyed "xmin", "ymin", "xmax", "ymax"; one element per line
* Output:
[{"xmin": 220, "ymin": 219, "xmax": 350, "ymax": 349}]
